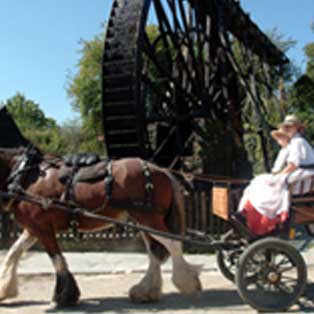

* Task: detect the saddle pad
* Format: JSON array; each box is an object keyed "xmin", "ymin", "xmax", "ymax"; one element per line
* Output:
[
  {"xmin": 63, "ymin": 153, "xmax": 101, "ymax": 168},
  {"xmin": 58, "ymin": 160, "xmax": 109, "ymax": 184},
  {"xmin": 74, "ymin": 161, "xmax": 109, "ymax": 183}
]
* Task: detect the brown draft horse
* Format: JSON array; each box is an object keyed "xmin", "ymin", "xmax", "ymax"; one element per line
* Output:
[{"xmin": 0, "ymin": 146, "xmax": 202, "ymax": 308}]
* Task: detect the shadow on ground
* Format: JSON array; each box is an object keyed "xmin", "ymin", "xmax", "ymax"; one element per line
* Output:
[
  {"xmin": 298, "ymin": 282, "xmax": 314, "ymax": 312},
  {"xmin": 45, "ymin": 283, "xmax": 314, "ymax": 314},
  {"xmin": 44, "ymin": 289, "xmax": 245, "ymax": 313},
  {"xmin": 2, "ymin": 284, "xmax": 314, "ymax": 313}
]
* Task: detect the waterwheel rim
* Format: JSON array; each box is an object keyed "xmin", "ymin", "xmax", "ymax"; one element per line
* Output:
[{"xmin": 102, "ymin": 0, "xmax": 289, "ymax": 169}]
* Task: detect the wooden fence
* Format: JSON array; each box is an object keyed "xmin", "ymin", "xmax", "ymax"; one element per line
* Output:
[{"xmin": 0, "ymin": 176, "xmax": 241, "ymax": 251}]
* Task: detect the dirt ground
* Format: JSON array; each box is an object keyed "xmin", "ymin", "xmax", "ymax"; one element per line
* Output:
[{"xmin": 1, "ymin": 271, "xmax": 314, "ymax": 314}]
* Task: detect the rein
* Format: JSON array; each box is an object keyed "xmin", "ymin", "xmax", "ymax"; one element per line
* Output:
[
  {"xmin": 0, "ymin": 189, "xmax": 236, "ymax": 250},
  {"xmin": 1, "ymin": 152, "xmax": 167, "ymax": 237}
]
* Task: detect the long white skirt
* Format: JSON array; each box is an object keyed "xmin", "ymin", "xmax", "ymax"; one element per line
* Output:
[{"xmin": 238, "ymin": 169, "xmax": 314, "ymax": 235}]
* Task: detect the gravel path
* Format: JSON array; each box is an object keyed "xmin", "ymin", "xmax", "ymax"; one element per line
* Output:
[{"xmin": 1, "ymin": 270, "xmax": 314, "ymax": 314}]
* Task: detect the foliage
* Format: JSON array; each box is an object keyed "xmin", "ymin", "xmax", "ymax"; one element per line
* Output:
[
  {"xmin": 232, "ymin": 29, "xmax": 298, "ymax": 174},
  {"xmin": 4, "ymin": 22, "xmax": 312, "ymax": 176},
  {"xmin": 67, "ymin": 26, "xmax": 162, "ymax": 154},
  {"xmin": 6, "ymin": 93, "xmax": 57, "ymax": 130},
  {"xmin": 266, "ymin": 28, "xmax": 299, "ymax": 84},
  {"xmin": 56, "ymin": 119, "xmax": 88, "ymax": 154},
  {"xmin": 304, "ymin": 42, "xmax": 314, "ymax": 80},
  {"xmin": 5, "ymin": 93, "xmax": 62, "ymax": 152},
  {"xmin": 67, "ymin": 35, "xmax": 104, "ymax": 154},
  {"xmin": 287, "ymin": 26, "xmax": 314, "ymax": 143}
]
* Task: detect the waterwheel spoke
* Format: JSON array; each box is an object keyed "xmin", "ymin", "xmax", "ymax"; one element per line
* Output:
[
  {"xmin": 143, "ymin": 32, "xmax": 199, "ymax": 107},
  {"xmin": 142, "ymin": 57, "xmax": 174, "ymax": 116},
  {"xmin": 167, "ymin": 0, "xmax": 203, "ymax": 90},
  {"xmin": 203, "ymin": 15, "xmax": 212, "ymax": 91},
  {"xmin": 153, "ymin": 0, "xmax": 200, "ymax": 95},
  {"xmin": 151, "ymin": 1, "xmax": 175, "ymax": 71},
  {"xmin": 179, "ymin": 0, "xmax": 206, "ymax": 92},
  {"xmin": 193, "ymin": 1, "xmax": 206, "ymax": 90}
]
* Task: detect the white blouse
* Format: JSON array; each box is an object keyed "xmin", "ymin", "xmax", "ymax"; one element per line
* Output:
[
  {"xmin": 272, "ymin": 147, "xmax": 289, "ymax": 173},
  {"xmin": 286, "ymin": 133, "xmax": 314, "ymax": 166},
  {"xmin": 285, "ymin": 133, "xmax": 314, "ymax": 193}
]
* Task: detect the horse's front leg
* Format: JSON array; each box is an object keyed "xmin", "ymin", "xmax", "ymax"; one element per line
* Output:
[
  {"xmin": 51, "ymin": 254, "xmax": 81, "ymax": 307},
  {"xmin": 0, "ymin": 229, "xmax": 37, "ymax": 301},
  {"xmin": 35, "ymin": 224, "xmax": 80, "ymax": 308}
]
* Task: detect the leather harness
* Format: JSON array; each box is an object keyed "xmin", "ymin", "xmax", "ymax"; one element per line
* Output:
[
  {"xmin": 4, "ymin": 146, "xmax": 43, "ymax": 211},
  {"xmin": 4, "ymin": 150, "xmax": 157, "ymax": 237}
]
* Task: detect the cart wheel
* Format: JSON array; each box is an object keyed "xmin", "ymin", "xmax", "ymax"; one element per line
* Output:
[
  {"xmin": 236, "ymin": 237, "xmax": 307, "ymax": 312},
  {"xmin": 216, "ymin": 229, "xmax": 244, "ymax": 282}
]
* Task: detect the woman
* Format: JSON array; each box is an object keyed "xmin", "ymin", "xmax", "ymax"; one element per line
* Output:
[
  {"xmin": 279, "ymin": 114, "xmax": 314, "ymax": 194},
  {"xmin": 271, "ymin": 127, "xmax": 291, "ymax": 174},
  {"xmin": 238, "ymin": 114, "xmax": 314, "ymax": 235}
]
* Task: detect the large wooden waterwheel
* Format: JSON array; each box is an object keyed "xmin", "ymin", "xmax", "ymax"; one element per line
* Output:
[{"xmin": 102, "ymin": 0, "xmax": 288, "ymax": 174}]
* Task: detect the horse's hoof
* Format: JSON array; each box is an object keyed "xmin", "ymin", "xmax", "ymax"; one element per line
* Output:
[
  {"xmin": 53, "ymin": 272, "xmax": 80, "ymax": 308},
  {"xmin": 0, "ymin": 283, "xmax": 18, "ymax": 301},
  {"xmin": 128, "ymin": 284, "xmax": 161, "ymax": 303},
  {"xmin": 173, "ymin": 273, "xmax": 202, "ymax": 295},
  {"xmin": 0, "ymin": 291, "xmax": 18, "ymax": 301}
]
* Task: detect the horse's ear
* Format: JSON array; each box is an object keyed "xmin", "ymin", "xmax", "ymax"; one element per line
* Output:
[{"xmin": 0, "ymin": 106, "xmax": 29, "ymax": 148}]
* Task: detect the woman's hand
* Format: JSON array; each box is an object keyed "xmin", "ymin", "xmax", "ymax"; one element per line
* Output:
[{"xmin": 280, "ymin": 162, "xmax": 297, "ymax": 174}]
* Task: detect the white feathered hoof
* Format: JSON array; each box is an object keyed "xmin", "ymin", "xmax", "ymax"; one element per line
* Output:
[
  {"xmin": 0, "ymin": 276, "xmax": 18, "ymax": 301},
  {"xmin": 128, "ymin": 282, "xmax": 162, "ymax": 303},
  {"xmin": 172, "ymin": 261, "xmax": 203, "ymax": 295}
]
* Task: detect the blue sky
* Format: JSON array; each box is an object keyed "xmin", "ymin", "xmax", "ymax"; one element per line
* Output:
[
  {"xmin": 241, "ymin": 0, "xmax": 314, "ymax": 69},
  {"xmin": 0, "ymin": 0, "xmax": 113, "ymax": 123},
  {"xmin": 0, "ymin": 0, "xmax": 313, "ymax": 124}
]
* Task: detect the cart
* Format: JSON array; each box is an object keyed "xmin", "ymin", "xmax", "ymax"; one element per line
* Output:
[
  {"xmin": 212, "ymin": 177, "xmax": 314, "ymax": 312},
  {"xmin": 5, "ymin": 171, "xmax": 313, "ymax": 312}
]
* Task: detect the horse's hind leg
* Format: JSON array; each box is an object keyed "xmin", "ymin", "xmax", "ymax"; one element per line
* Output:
[
  {"xmin": 151, "ymin": 235, "xmax": 202, "ymax": 295},
  {"xmin": 129, "ymin": 232, "xmax": 168, "ymax": 302},
  {"xmin": 129, "ymin": 213, "xmax": 201, "ymax": 297},
  {"xmin": 0, "ymin": 230, "xmax": 37, "ymax": 301}
]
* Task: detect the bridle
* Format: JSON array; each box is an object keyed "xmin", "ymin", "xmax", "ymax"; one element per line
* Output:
[{"xmin": 5, "ymin": 145, "xmax": 43, "ymax": 194}]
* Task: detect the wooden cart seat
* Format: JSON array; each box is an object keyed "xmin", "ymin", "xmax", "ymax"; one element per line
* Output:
[
  {"xmin": 212, "ymin": 175, "xmax": 314, "ymax": 224},
  {"xmin": 292, "ymin": 195, "xmax": 314, "ymax": 225},
  {"xmin": 212, "ymin": 179, "xmax": 248, "ymax": 221},
  {"xmin": 290, "ymin": 175, "xmax": 314, "ymax": 225}
]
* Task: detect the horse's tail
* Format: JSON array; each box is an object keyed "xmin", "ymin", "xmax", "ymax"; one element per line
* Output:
[{"xmin": 163, "ymin": 170, "xmax": 186, "ymax": 236}]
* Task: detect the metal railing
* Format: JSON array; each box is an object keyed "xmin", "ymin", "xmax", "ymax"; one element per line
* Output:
[{"xmin": 0, "ymin": 176, "xmax": 235, "ymax": 250}]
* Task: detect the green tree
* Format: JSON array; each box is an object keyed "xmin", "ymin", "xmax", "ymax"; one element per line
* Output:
[
  {"xmin": 288, "ymin": 26, "xmax": 314, "ymax": 142},
  {"xmin": 230, "ymin": 29, "xmax": 298, "ymax": 174},
  {"xmin": 304, "ymin": 42, "xmax": 314, "ymax": 80},
  {"xmin": 57, "ymin": 119, "xmax": 87, "ymax": 154},
  {"xmin": 5, "ymin": 93, "xmax": 61, "ymax": 152},
  {"xmin": 67, "ymin": 26, "xmax": 161, "ymax": 155},
  {"xmin": 67, "ymin": 35, "xmax": 104, "ymax": 153},
  {"xmin": 6, "ymin": 93, "xmax": 57, "ymax": 130}
]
